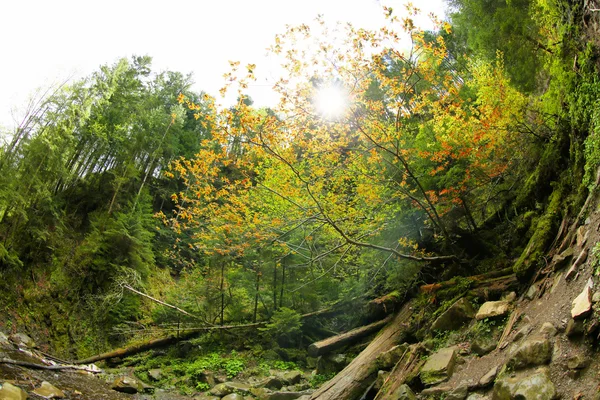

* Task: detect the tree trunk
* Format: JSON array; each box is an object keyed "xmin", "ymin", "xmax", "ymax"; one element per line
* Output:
[
  {"xmin": 308, "ymin": 316, "xmax": 392, "ymax": 357},
  {"xmin": 373, "ymin": 344, "xmax": 425, "ymax": 400},
  {"xmin": 220, "ymin": 262, "xmax": 226, "ymax": 326},
  {"xmin": 309, "ymin": 300, "xmax": 415, "ymax": 400},
  {"xmin": 253, "ymin": 268, "xmax": 261, "ymax": 323}
]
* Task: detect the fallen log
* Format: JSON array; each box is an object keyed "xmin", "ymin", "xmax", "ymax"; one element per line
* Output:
[
  {"xmin": 374, "ymin": 344, "xmax": 425, "ymax": 400},
  {"xmin": 309, "ymin": 300, "xmax": 415, "ymax": 400},
  {"xmin": 308, "ymin": 316, "xmax": 392, "ymax": 357},
  {"xmin": 420, "ymin": 267, "xmax": 513, "ymax": 294},
  {"xmin": 466, "ymin": 275, "xmax": 519, "ymax": 300},
  {"xmin": 0, "ymin": 358, "xmax": 102, "ymax": 373}
]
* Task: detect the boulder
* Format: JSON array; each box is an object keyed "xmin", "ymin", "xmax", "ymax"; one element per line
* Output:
[
  {"xmin": 391, "ymin": 384, "xmax": 416, "ymax": 400},
  {"xmin": 282, "ymin": 370, "xmax": 303, "ymax": 385},
  {"xmin": 525, "ymin": 284, "xmax": 538, "ymax": 300},
  {"xmin": 466, "ymin": 395, "xmax": 488, "ymax": 400},
  {"xmin": 192, "ymin": 394, "xmax": 220, "ymax": 400},
  {"xmin": 475, "ymin": 301, "xmax": 510, "ymax": 320},
  {"xmin": 471, "ymin": 336, "xmax": 496, "ymax": 356},
  {"xmin": 210, "ymin": 383, "xmax": 234, "ymax": 397},
  {"xmin": 431, "ymin": 298, "xmax": 476, "ymax": 332},
  {"xmin": 265, "ymin": 390, "xmax": 313, "ymax": 400},
  {"xmin": 316, "ymin": 354, "xmax": 347, "ymax": 375},
  {"xmin": 112, "ymin": 376, "xmax": 142, "ymax": 394},
  {"xmin": 507, "ymin": 338, "xmax": 552, "ymax": 370},
  {"xmin": 32, "ymin": 381, "xmax": 65, "ymax": 399},
  {"xmin": 0, "ymin": 383, "xmax": 28, "ymax": 400},
  {"xmin": 225, "ymin": 382, "xmax": 251, "ymax": 395},
  {"xmin": 552, "ymin": 247, "xmax": 574, "ymax": 270},
  {"xmin": 255, "ymin": 376, "xmax": 284, "ymax": 390},
  {"xmin": 148, "ymin": 368, "xmax": 162, "ymax": 381},
  {"xmin": 249, "ymin": 387, "xmax": 272, "ymax": 399},
  {"xmin": 565, "ymin": 319, "xmax": 585, "ymax": 337},
  {"xmin": 501, "ymin": 292, "xmax": 517, "ymax": 303},
  {"xmin": 539, "ymin": 322, "xmax": 557, "ymax": 337},
  {"xmin": 571, "ymin": 280, "xmax": 593, "ymax": 319},
  {"xmin": 376, "ymin": 343, "xmax": 408, "ymax": 369},
  {"xmin": 420, "ymin": 346, "xmax": 458, "ymax": 386},
  {"xmin": 9, "ymin": 333, "xmax": 35, "ymax": 348},
  {"xmin": 566, "ymin": 353, "xmax": 589, "ymax": 370},
  {"xmin": 492, "ymin": 368, "xmax": 556, "ymax": 400},
  {"xmin": 421, "ymin": 384, "xmax": 468, "ymax": 400},
  {"xmin": 222, "ymin": 394, "xmax": 245, "ymax": 400},
  {"xmin": 478, "ymin": 366, "xmax": 498, "ymax": 387}
]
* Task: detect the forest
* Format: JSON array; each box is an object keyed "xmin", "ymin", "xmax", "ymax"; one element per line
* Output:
[{"xmin": 1, "ymin": 0, "xmax": 600, "ymax": 399}]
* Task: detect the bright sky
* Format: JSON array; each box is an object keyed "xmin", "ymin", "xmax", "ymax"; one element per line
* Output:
[{"xmin": 0, "ymin": 0, "xmax": 447, "ymax": 131}]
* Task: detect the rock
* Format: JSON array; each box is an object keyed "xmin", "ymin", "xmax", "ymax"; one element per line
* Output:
[
  {"xmin": 447, "ymin": 385, "xmax": 469, "ymax": 400},
  {"xmin": 501, "ymin": 292, "xmax": 517, "ymax": 303},
  {"xmin": 475, "ymin": 301, "xmax": 510, "ymax": 320},
  {"xmin": 566, "ymin": 353, "xmax": 589, "ymax": 370},
  {"xmin": 431, "ymin": 298, "xmax": 476, "ymax": 332},
  {"xmin": 576, "ymin": 225, "xmax": 589, "ymax": 247},
  {"xmin": 8, "ymin": 333, "xmax": 35, "ymax": 348},
  {"xmin": 539, "ymin": 322, "xmax": 557, "ymax": 337},
  {"xmin": 316, "ymin": 354, "xmax": 346, "ymax": 375},
  {"xmin": 471, "ymin": 336, "xmax": 496, "ymax": 356},
  {"xmin": 492, "ymin": 368, "xmax": 556, "ymax": 400},
  {"xmin": 553, "ymin": 247, "xmax": 574, "ymax": 270},
  {"xmin": 391, "ymin": 384, "xmax": 416, "ymax": 400},
  {"xmin": 255, "ymin": 376, "xmax": 284, "ymax": 390},
  {"xmin": 222, "ymin": 394, "xmax": 244, "ymax": 400},
  {"xmin": 466, "ymin": 395, "xmax": 488, "ymax": 400},
  {"xmin": 193, "ymin": 395, "xmax": 220, "ymax": 400},
  {"xmin": 478, "ymin": 366, "xmax": 498, "ymax": 387},
  {"xmin": 148, "ymin": 368, "xmax": 162, "ymax": 381},
  {"xmin": 0, "ymin": 383, "xmax": 28, "ymax": 400},
  {"xmin": 376, "ymin": 343, "xmax": 408, "ymax": 369},
  {"xmin": 33, "ymin": 381, "xmax": 65, "ymax": 399},
  {"xmin": 565, "ymin": 319, "xmax": 585, "ymax": 337},
  {"xmin": 571, "ymin": 280, "xmax": 593, "ymax": 319},
  {"xmin": 513, "ymin": 324, "xmax": 532, "ymax": 342},
  {"xmin": 525, "ymin": 284, "xmax": 538, "ymax": 300},
  {"xmin": 374, "ymin": 370, "xmax": 389, "ymax": 391},
  {"xmin": 249, "ymin": 387, "xmax": 272, "ymax": 399},
  {"xmin": 282, "ymin": 370, "xmax": 303, "ymax": 385},
  {"xmin": 507, "ymin": 338, "xmax": 552, "ymax": 369},
  {"xmin": 225, "ymin": 382, "xmax": 251, "ymax": 395},
  {"xmin": 422, "ymin": 384, "xmax": 468, "ymax": 400},
  {"xmin": 265, "ymin": 391, "xmax": 313, "ymax": 400},
  {"xmin": 593, "ymin": 291, "xmax": 600, "ymax": 303},
  {"xmin": 0, "ymin": 332, "xmax": 10, "ymax": 346},
  {"xmin": 112, "ymin": 376, "xmax": 142, "ymax": 394},
  {"xmin": 566, "ymin": 249, "xmax": 589, "ymax": 280},
  {"xmin": 210, "ymin": 383, "xmax": 234, "ymax": 397},
  {"xmin": 420, "ymin": 346, "xmax": 458, "ymax": 386}
]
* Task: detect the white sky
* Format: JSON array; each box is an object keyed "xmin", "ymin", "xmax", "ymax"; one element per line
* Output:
[{"xmin": 0, "ymin": 0, "xmax": 447, "ymax": 131}]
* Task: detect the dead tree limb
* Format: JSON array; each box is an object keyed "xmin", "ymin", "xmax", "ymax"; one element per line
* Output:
[
  {"xmin": 308, "ymin": 316, "xmax": 392, "ymax": 357},
  {"xmin": 309, "ymin": 300, "xmax": 415, "ymax": 400},
  {"xmin": 122, "ymin": 284, "xmax": 204, "ymax": 321},
  {"xmin": 420, "ymin": 267, "xmax": 514, "ymax": 294}
]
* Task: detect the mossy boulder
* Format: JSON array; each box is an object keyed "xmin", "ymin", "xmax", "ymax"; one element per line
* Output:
[
  {"xmin": 431, "ymin": 298, "xmax": 476, "ymax": 332},
  {"xmin": 420, "ymin": 346, "xmax": 458, "ymax": 386},
  {"xmin": 507, "ymin": 338, "xmax": 552, "ymax": 370},
  {"xmin": 493, "ymin": 368, "xmax": 556, "ymax": 400}
]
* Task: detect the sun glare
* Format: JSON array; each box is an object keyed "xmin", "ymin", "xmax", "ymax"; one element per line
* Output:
[{"xmin": 315, "ymin": 85, "xmax": 348, "ymax": 119}]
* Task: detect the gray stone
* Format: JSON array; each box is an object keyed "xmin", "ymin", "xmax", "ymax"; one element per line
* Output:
[
  {"xmin": 478, "ymin": 366, "xmax": 497, "ymax": 387},
  {"xmin": 576, "ymin": 226, "xmax": 589, "ymax": 247},
  {"xmin": 501, "ymin": 292, "xmax": 517, "ymax": 303},
  {"xmin": 513, "ymin": 324, "xmax": 532, "ymax": 342},
  {"xmin": 471, "ymin": 336, "xmax": 496, "ymax": 356},
  {"xmin": 316, "ymin": 354, "xmax": 347, "ymax": 375},
  {"xmin": 249, "ymin": 387, "xmax": 272, "ymax": 399},
  {"xmin": 222, "ymin": 394, "xmax": 244, "ymax": 400},
  {"xmin": 475, "ymin": 301, "xmax": 510, "ymax": 320},
  {"xmin": 422, "ymin": 384, "xmax": 468, "ymax": 400},
  {"xmin": 565, "ymin": 319, "xmax": 585, "ymax": 337},
  {"xmin": 33, "ymin": 381, "xmax": 65, "ymax": 398},
  {"xmin": 225, "ymin": 382, "xmax": 251, "ymax": 395},
  {"xmin": 255, "ymin": 376, "xmax": 284, "ymax": 390},
  {"xmin": 431, "ymin": 298, "xmax": 476, "ymax": 332},
  {"xmin": 466, "ymin": 395, "xmax": 488, "ymax": 400},
  {"xmin": 592, "ymin": 291, "xmax": 600, "ymax": 303},
  {"xmin": 376, "ymin": 343, "xmax": 408, "ymax": 369},
  {"xmin": 9, "ymin": 333, "xmax": 35, "ymax": 348},
  {"xmin": 0, "ymin": 383, "xmax": 28, "ymax": 400},
  {"xmin": 391, "ymin": 384, "xmax": 416, "ymax": 400},
  {"xmin": 0, "ymin": 331, "xmax": 10, "ymax": 346},
  {"xmin": 566, "ymin": 353, "xmax": 589, "ymax": 370},
  {"xmin": 492, "ymin": 368, "xmax": 556, "ymax": 400},
  {"xmin": 374, "ymin": 370, "xmax": 389, "ymax": 391},
  {"xmin": 148, "ymin": 368, "xmax": 162, "ymax": 381},
  {"xmin": 420, "ymin": 346, "xmax": 458, "ymax": 386},
  {"xmin": 571, "ymin": 280, "xmax": 593, "ymax": 319},
  {"xmin": 265, "ymin": 390, "xmax": 313, "ymax": 400},
  {"xmin": 552, "ymin": 247, "xmax": 574, "ymax": 270},
  {"xmin": 507, "ymin": 338, "xmax": 552, "ymax": 369},
  {"xmin": 112, "ymin": 376, "xmax": 142, "ymax": 394},
  {"xmin": 525, "ymin": 284, "xmax": 538, "ymax": 300},
  {"xmin": 282, "ymin": 370, "xmax": 303, "ymax": 385},
  {"xmin": 539, "ymin": 322, "xmax": 557, "ymax": 337},
  {"xmin": 210, "ymin": 383, "xmax": 234, "ymax": 397}
]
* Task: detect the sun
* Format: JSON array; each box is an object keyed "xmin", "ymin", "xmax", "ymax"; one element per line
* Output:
[{"xmin": 315, "ymin": 85, "xmax": 348, "ymax": 120}]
